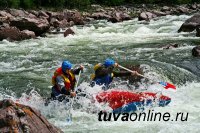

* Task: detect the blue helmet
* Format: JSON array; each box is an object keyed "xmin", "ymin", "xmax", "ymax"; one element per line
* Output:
[
  {"xmin": 104, "ymin": 58, "xmax": 115, "ymax": 67},
  {"xmin": 62, "ymin": 60, "xmax": 72, "ymax": 72}
]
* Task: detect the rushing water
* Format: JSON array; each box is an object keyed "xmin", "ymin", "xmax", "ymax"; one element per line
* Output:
[{"xmin": 0, "ymin": 15, "xmax": 200, "ymax": 133}]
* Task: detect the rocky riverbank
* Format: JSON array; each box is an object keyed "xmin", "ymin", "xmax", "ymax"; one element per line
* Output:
[
  {"xmin": 0, "ymin": 4, "xmax": 200, "ymax": 41},
  {"xmin": 0, "ymin": 99, "xmax": 63, "ymax": 133}
]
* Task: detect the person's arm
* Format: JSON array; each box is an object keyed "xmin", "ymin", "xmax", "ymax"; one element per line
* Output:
[
  {"xmin": 113, "ymin": 71, "xmax": 132, "ymax": 77},
  {"xmin": 95, "ymin": 66, "xmax": 114, "ymax": 77},
  {"xmin": 72, "ymin": 65, "xmax": 84, "ymax": 75}
]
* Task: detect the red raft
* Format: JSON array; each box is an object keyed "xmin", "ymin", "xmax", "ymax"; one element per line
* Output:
[{"xmin": 96, "ymin": 90, "xmax": 171, "ymax": 113}]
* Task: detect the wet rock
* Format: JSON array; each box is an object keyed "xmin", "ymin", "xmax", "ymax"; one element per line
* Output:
[
  {"xmin": 64, "ymin": 10, "xmax": 84, "ymax": 25},
  {"xmin": 177, "ymin": 6, "xmax": 189, "ymax": 14},
  {"xmin": 91, "ymin": 12, "xmax": 111, "ymax": 20},
  {"xmin": 50, "ymin": 18, "xmax": 60, "ymax": 28},
  {"xmin": 109, "ymin": 12, "xmax": 121, "ymax": 23},
  {"xmin": 8, "ymin": 9, "xmax": 28, "ymax": 17},
  {"xmin": 152, "ymin": 10, "xmax": 167, "ymax": 16},
  {"xmin": 64, "ymin": 28, "xmax": 75, "ymax": 37},
  {"xmin": 10, "ymin": 17, "xmax": 50, "ymax": 36},
  {"xmin": 59, "ymin": 19, "xmax": 70, "ymax": 28},
  {"xmin": 0, "ymin": 99, "xmax": 63, "ymax": 133},
  {"xmin": 162, "ymin": 43, "xmax": 179, "ymax": 49},
  {"xmin": 178, "ymin": 14, "xmax": 200, "ymax": 32},
  {"xmin": 138, "ymin": 12, "xmax": 157, "ymax": 21},
  {"xmin": 192, "ymin": 46, "xmax": 200, "ymax": 57},
  {"xmin": 0, "ymin": 11, "xmax": 13, "ymax": 20},
  {"xmin": 196, "ymin": 26, "xmax": 200, "ymax": 37},
  {"xmin": 0, "ymin": 26, "xmax": 35, "ymax": 41},
  {"xmin": 119, "ymin": 12, "xmax": 131, "ymax": 21},
  {"xmin": 161, "ymin": 6, "xmax": 171, "ymax": 12},
  {"xmin": 38, "ymin": 11, "xmax": 49, "ymax": 19},
  {"xmin": 21, "ymin": 30, "xmax": 36, "ymax": 39},
  {"xmin": 50, "ymin": 12, "xmax": 64, "ymax": 21},
  {"xmin": 189, "ymin": 4, "xmax": 197, "ymax": 10}
]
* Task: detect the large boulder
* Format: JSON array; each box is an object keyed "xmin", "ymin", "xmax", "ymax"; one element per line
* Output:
[
  {"xmin": 91, "ymin": 12, "xmax": 111, "ymax": 20},
  {"xmin": 0, "ymin": 11, "xmax": 13, "ymax": 20},
  {"xmin": 7, "ymin": 9, "xmax": 27, "ymax": 17},
  {"xmin": 0, "ymin": 99, "xmax": 62, "ymax": 133},
  {"xmin": 10, "ymin": 17, "xmax": 50, "ymax": 36},
  {"xmin": 138, "ymin": 12, "xmax": 157, "ymax": 21},
  {"xmin": 64, "ymin": 28, "xmax": 75, "ymax": 37},
  {"xmin": 0, "ymin": 26, "xmax": 35, "ymax": 41},
  {"xmin": 64, "ymin": 10, "xmax": 84, "ymax": 25},
  {"xmin": 178, "ymin": 14, "xmax": 200, "ymax": 32},
  {"xmin": 108, "ymin": 11, "xmax": 131, "ymax": 23},
  {"xmin": 192, "ymin": 46, "xmax": 200, "ymax": 57}
]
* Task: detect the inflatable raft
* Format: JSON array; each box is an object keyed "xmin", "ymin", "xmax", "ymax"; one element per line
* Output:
[{"xmin": 96, "ymin": 90, "xmax": 171, "ymax": 113}]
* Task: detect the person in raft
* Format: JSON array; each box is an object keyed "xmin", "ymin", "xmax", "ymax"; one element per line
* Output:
[
  {"xmin": 51, "ymin": 60, "xmax": 83, "ymax": 99},
  {"xmin": 90, "ymin": 58, "xmax": 139, "ymax": 90}
]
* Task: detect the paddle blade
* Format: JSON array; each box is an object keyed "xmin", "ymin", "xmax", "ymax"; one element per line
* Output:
[{"xmin": 158, "ymin": 82, "xmax": 176, "ymax": 90}]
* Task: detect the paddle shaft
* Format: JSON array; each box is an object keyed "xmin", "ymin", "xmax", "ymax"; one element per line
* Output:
[
  {"xmin": 118, "ymin": 65, "xmax": 150, "ymax": 80},
  {"xmin": 68, "ymin": 70, "xmax": 81, "ymax": 120}
]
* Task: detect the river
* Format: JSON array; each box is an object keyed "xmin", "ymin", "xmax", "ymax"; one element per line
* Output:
[{"xmin": 0, "ymin": 15, "xmax": 200, "ymax": 133}]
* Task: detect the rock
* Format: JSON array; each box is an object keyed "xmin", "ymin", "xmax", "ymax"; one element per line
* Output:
[
  {"xmin": 91, "ymin": 12, "xmax": 111, "ymax": 20},
  {"xmin": 38, "ymin": 11, "xmax": 49, "ymax": 19},
  {"xmin": 178, "ymin": 14, "xmax": 200, "ymax": 32},
  {"xmin": 64, "ymin": 28, "xmax": 75, "ymax": 37},
  {"xmin": 8, "ymin": 9, "xmax": 28, "ymax": 17},
  {"xmin": 10, "ymin": 17, "xmax": 50, "ymax": 36},
  {"xmin": 109, "ymin": 12, "xmax": 121, "ymax": 23},
  {"xmin": 162, "ymin": 43, "xmax": 179, "ymax": 49},
  {"xmin": 0, "ymin": 11, "xmax": 13, "ymax": 20},
  {"xmin": 138, "ymin": 12, "xmax": 157, "ymax": 21},
  {"xmin": 152, "ymin": 10, "xmax": 167, "ymax": 16},
  {"xmin": 0, "ymin": 99, "xmax": 63, "ymax": 133},
  {"xmin": 108, "ymin": 11, "xmax": 131, "ymax": 23},
  {"xmin": 50, "ymin": 18, "xmax": 60, "ymax": 28},
  {"xmin": 21, "ymin": 30, "xmax": 36, "ymax": 39},
  {"xmin": 196, "ymin": 26, "xmax": 200, "ymax": 37},
  {"xmin": 59, "ymin": 19, "xmax": 70, "ymax": 28},
  {"xmin": 29, "ymin": 10, "xmax": 39, "ymax": 17},
  {"xmin": 46, "ymin": 11, "xmax": 64, "ymax": 21},
  {"xmin": 64, "ymin": 10, "xmax": 84, "ymax": 25},
  {"xmin": 189, "ymin": 4, "xmax": 197, "ymax": 10},
  {"xmin": 161, "ymin": 6, "xmax": 171, "ymax": 12},
  {"xmin": 192, "ymin": 46, "xmax": 200, "ymax": 57},
  {"xmin": 120, "ymin": 12, "xmax": 131, "ymax": 21},
  {"xmin": 0, "ymin": 26, "xmax": 35, "ymax": 41},
  {"xmin": 177, "ymin": 6, "xmax": 189, "ymax": 14}
]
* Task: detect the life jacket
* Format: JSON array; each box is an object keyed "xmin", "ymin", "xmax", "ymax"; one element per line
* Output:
[
  {"xmin": 52, "ymin": 67, "xmax": 76, "ymax": 91},
  {"xmin": 90, "ymin": 63, "xmax": 114, "ymax": 80}
]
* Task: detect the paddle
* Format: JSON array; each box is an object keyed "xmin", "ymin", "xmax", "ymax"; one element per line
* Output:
[
  {"xmin": 118, "ymin": 65, "xmax": 176, "ymax": 90},
  {"xmin": 66, "ymin": 70, "xmax": 82, "ymax": 123}
]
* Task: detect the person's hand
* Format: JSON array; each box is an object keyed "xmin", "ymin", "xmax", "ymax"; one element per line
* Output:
[
  {"xmin": 114, "ymin": 63, "xmax": 118, "ymax": 67},
  {"xmin": 131, "ymin": 71, "xmax": 139, "ymax": 76},
  {"xmin": 79, "ymin": 65, "xmax": 84, "ymax": 72},
  {"xmin": 70, "ymin": 91, "xmax": 76, "ymax": 97}
]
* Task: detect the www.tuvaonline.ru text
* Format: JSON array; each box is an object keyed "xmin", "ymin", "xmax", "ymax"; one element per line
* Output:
[{"xmin": 98, "ymin": 110, "xmax": 189, "ymax": 122}]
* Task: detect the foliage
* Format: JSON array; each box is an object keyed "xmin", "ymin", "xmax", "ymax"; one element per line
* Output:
[{"xmin": 0, "ymin": 0, "xmax": 199, "ymax": 9}]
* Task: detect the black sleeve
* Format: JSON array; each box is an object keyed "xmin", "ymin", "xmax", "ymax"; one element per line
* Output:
[
  {"xmin": 72, "ymin": 68, "xmax": 82, "ymax": 75},
  {"xmin": 95, "ymin": 66, "xmax": 114, "ymax": 78},
  {"xmin": 113, "ymin": 71, "xmax": 132, "ymax": 77}
]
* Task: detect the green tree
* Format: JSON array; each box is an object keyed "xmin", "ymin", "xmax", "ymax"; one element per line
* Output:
[
  {"xmin": 65, "ymin": 0, "xmax": 90, "ymax": 9},
  {"xmin": 20, "ymin": 0, "xmax": 34, "ymax": 8},
  {"xmin": 8, "ymin": 0, "xmax": 20, "ymax": 8}
]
